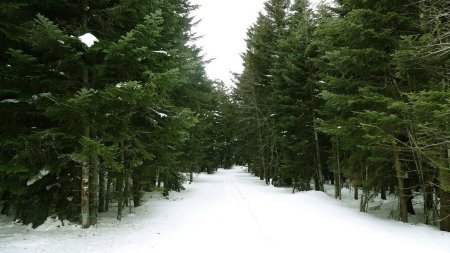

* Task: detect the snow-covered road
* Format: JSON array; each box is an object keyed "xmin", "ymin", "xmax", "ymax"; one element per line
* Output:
[{"xmin": 1, "ymin": 167, "xmax": 450, "ymax": 253}]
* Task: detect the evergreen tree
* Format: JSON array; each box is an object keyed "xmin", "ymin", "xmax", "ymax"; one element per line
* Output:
[
  {"xmin": 0, "ymin": 0, "xmax": 217, "ymax": 229},
  {"xmin": 235, "ymin": 0, "xmax": 290, "ymax": 184}
]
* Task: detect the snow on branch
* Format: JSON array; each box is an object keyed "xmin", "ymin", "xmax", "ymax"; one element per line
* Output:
[{"xmin": 78, "ymin": 33, "xmax": 99, "ymax": 48}]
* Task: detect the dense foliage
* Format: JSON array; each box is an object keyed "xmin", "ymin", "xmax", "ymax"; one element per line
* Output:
[
  {"xmin": 0, "ymin": 0, "xmax": 230, "ymax": 228},
  {"xmin": 1, "ymin": 0, "xmax": 449, "ymax": 233},
  {"xmin": 232, "ymin": 0, "xmax": 450, "ymax": 231}
]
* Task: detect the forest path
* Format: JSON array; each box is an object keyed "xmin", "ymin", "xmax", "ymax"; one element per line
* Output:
[{"xmin": 1, "ymin": 167, "xmax": 450, "ymax": 253}]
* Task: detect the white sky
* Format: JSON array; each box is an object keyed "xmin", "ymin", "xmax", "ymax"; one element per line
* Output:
[{"xmin": 190, "ymin": 0, "xmax": 326, "ymax": 86}]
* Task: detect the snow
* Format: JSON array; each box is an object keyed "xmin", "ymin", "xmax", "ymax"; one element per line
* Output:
[
  {"xmin": 78, "ymin": 33, "xmax": 98, "ymax": 48},
  {"xmin": 153, "ymin": 110, "xmax": 168, "ymax": 118},
  {"xmin": 1, "ymin": 167, "xmax": 450, "ymax": 253},
  {"xmin": 153, "ymin": 50, "xmax": 170, "ymax": 56},
  {"xmin": 1, "ymin": 99, "xmax": 19, "ymax": 103},
  {"xmin": 32, "ymin": 92, "xmax": 52, "ymax": 100},
  {"xmin": 34, "ymin": 217, "xmax": 71, "ymax": 232},
  {"xmin": 115, "ymin": 83, "xmax": 141, "ymax": 89},
  {"xmin": 26, "ymin": 169, "xmax": 50, "ymax": 186}
]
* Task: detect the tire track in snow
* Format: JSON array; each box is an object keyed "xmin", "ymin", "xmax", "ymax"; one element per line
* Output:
[{"xmin": 226, "ymin": 174, "xmax": 273, "ymax": 247}]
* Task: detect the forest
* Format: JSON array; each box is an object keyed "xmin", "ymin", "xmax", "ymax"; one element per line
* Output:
[{"xmin": 1, "ymin": 0, "xmax": 450, "ymax": 235}]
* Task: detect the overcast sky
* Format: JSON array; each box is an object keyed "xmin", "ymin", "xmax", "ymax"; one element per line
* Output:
[{"xmin": 190, "ymin": 0, "xmax": 325, "ymax": 86}]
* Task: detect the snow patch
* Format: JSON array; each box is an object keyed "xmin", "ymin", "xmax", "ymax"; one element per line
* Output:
[
  {"xmin": 154, "ymin": 110, "xmax": 168, "ymax": 118},
  {"xmin": 153, "ymin": 50, "xmax": 170, "ymax": 56},
  {"xmin": 32, "ymin": 92, "xmax": 52, "ymax": 100},
  {"xmin": 78, "ymin": 33, "xmax": 98, "ymax": 48},
  {"xmin": 1, "ymin": 99, "xmax": 19, "ymax": 104},
  {"xmin": 27, "ymin": 169, "xmax": 50, "ymax": 186},
  {"xmin": 35, "ymin": 217, "xmax": 71, "ymax": 232}
]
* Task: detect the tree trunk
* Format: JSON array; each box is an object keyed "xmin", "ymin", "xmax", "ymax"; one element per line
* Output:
[
  {"xmin": 81, "ymin": 125, "xmax": 90, "ymax": 228},
  {"xmin": 360, "ymin": 188, "xmax": 370, "ymax": 213},
  {"xmin": 117, "ymin": 140, "xmax": 125, "ymax": 221},
  {"xmin": 89, "ymin": 151, "xmax": 99, "ymax": 225},
  {"xmin": 132, "ymin": 169, "xmax": 141, "ymax": 207},
  {"xmin": 312, "ymin": 110, "xmax": 324, "ymax": 191},
  {"xmin": 404, "ymin": 178, "xmax": 415, "ymax": 215},
  {"xmin": 439, "ymin": 148, "xmax": 450, "ymax": 232},
  {"xmin": 389, "ymin": 185, "xmax": 396, "ymax": 194},
  {"xmin": 80, "ymin": 0, "xmax": 91, "ymax": 229},
  {"xmin": 394, "ymin": 147, "xmax": 408, "ymax": 223},
  {"xmin": 156, "ymin": 168, "xmax": 161, "ymax": 187},
  {"xmin": 380, "ymin": 185, "xmax": 387, "ymax": 200},
  {"xmin": 354, "ymin": 185, "xmax": 359, "ymax": 200},
  {"xmin": 360, "ymin": 163, "xmax": 369, "ymax": 213},
  {"xmin": 334, "ymin": 172, "xmax": 340, "ymax": 200},
  {"xmin": 116, "ymin": 175, "xmax": 124, "ymax": 221},
  {"xmin": 105, "ymin": 175, "xmax": 111, "ymax": 212},
  {"xmin": 127, "ymin": 174, "xmax": 132, "ymax": 214},
  {"xmin": 335, "ymin": 140, "xmax": 341, "ymax": 200},
  {"xmin": 252, "ymin": 86, "xmax": 266, "ymax": 182},
  {"xmin": 88, "ymin": 123, "xmax": 99, "ymax": 225},
  {"xmin": 424, "ymin": 183, "xmax": 434, "ymax": 225},
  {"xmin": 98, "ymin": 164, "xmax": 107, "ymax": 213}
]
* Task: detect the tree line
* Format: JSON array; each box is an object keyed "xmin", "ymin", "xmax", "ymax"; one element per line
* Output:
[
  {"xmin": 0, "ymin": 0, "xmax": 230, "ymax": 228},
  {"xmin": 226, "ymin": 0, "xmax": 450, "ymax": 231}
]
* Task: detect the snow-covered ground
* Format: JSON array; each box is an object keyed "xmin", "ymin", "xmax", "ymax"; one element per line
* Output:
[{"xmin": 1, "ymin": 166, "xmax": 450, "ymax": 253}]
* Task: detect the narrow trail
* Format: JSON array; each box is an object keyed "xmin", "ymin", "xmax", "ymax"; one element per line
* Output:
[{"xmin": 1, "ymin": 167, "xmax": 450, "ymax": 253}]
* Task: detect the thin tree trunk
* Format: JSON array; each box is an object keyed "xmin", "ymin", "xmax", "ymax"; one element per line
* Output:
[
  {"xmin": 335, "ymin": 140, "xmax": 341, "ymax": 200},
  {"xmin": 156, "ymin": 168, "xmax": 161, "ymax": 187},
  {"xmin": 105, "ymin": 175, "xmax": 111, "ymax": 212},
  {"xmin": 127, "ymin": 174, "xmax": 132, "ymax": 214},
  {"xmin": 117, "ymin": 141, "xmax": 125, "ymax": 221},
  {"xmin": 424, "ymin": 183, "xmax": 434, "ymax": 225},
  {"xmin": 81, "ymin": 124, "xmax": 90, "ymax": 228},
  {"xmin": 405, "ymin": 182, "xmax": 415, "ymax": 215},
  {"xmin": 439, "ymin": 148, "xmax": 450, "ymax": 231},
  {"xmin": 312, "ymin": 110, "xmax": 324, "ymax": 191},
  {"xmin": 116, "ymin": 175, "xmax": 124, "ymax": 221},
  {"xmin": 252, "ymin": 85, "xmax": 266, "ymax": 181},
  {"xmin": 360, "ymin": 163, "xmax": 369, "ymax": 213},
  {"xmin": 189, "ymin": 170, "xmax": 193, "ymax": 184},
  {"xmin": 80, "ymin": 0, "xmax": 91, "ymax": 229},
  {"xmin": 88, "ymin": 122, "xmax": 99, "ymax": 225},
  {"xmin": 394, "ymin": 146, "xmax": 408, "ymax": 223},
  {"xmin": 408, "ymin": 128, "xmax": 430, "ymax": 223},
  {"xmin": 98, "ymin": 163, "xmax": 107, "ymax": 213},
  {"xmin": 132, "ymin": 169, "xmax": 141, "ymax": 207},
  {"xmin": 89, "ymin": 149, "xmax": 99, "ymax": 225},
  {"xmin": 380, "ymin": 185, "xmax": 387, "ymax": 200}
]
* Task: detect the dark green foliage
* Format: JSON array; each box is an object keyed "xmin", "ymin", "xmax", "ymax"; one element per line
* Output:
[
  {"xmin": 232, "ymin": 0, "xmax": 450, "ymax": 229},
  {"xmin": 0, "ymin": 0, "xmax": 224, "ymax": 228}
]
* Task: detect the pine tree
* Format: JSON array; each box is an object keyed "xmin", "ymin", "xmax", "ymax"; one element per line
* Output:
[
  {"xmin": 0, "ymin": 0, "xmax": 217, "ymax": 229},
  {"xmin": 236, "ymin": 0, "xmax": 290, "ymax": 184}
]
